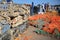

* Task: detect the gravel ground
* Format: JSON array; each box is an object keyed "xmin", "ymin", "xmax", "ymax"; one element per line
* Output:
[{"xmin": 20, "ymin": 26, "xmax": 59, "ymax": 40}]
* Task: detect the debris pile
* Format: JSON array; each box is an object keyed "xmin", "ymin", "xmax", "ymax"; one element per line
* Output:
[
  {"xmin": 28, "ymin": 11, "xmax": 60, "ymax": 39},
  {"xmin": 0, "ymin": 1, "xmax": 30, "ymax": 40}
]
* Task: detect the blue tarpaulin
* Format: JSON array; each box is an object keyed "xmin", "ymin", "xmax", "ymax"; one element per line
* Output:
[
  {"xmin": 6, "ymin": 0, "xmax": 11, "ymax": 2},
  {"xmin": 2, "ymin": 24, "xmax": 10, "ymax": 33}
]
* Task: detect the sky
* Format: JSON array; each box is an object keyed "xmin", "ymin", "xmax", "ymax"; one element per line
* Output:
[
  {"xmin": 0, "ymin": 0, "xmax": 60, "ymax": 5},
  {"xmin": 13, "ymin": 0, "xmax": 60, "ymax": 5}
]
